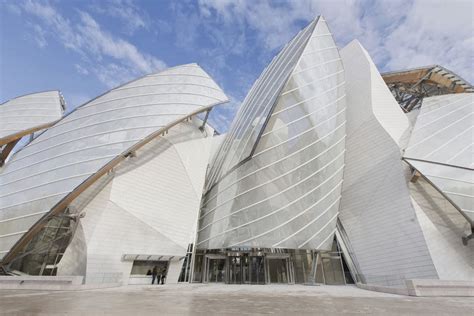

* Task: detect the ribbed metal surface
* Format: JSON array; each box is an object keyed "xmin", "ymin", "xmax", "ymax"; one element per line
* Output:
[
  {"xmin": 198, "ymin": 17, "xmax": 346, "ymax": 250},
  {"xmin": 404, "ymin": 93, "xmax": 473, "ymax": 222},
  {"xmin": 0, "ymin": 91, "xmax": 64, "ymax": 141},
  {"xmin": 0, "ymin": 64, "xmax": 228, "ymax": 259}
]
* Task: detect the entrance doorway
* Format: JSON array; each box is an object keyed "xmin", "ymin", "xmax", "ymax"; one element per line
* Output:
[
  {"xmin": 204, "ymin": 255, "xmax": 225, "ymax": 283},
  {"xmin": 228, "ymin": 255, "xmax": 244, "ymax": 284},
  {"xmin": 266, "ymin": 256, "xmax": 291, "ymax": 284},
  {"xmin": 249, "ymin": 256, "xmax": 265, "ymax": 284},
  {"xmin": 227, "ymin": 254, "xmax": 265, "ymax": 284},
  {"xmin": 195, "ymin": 242, "xmax": 348, "ymax": 285}
]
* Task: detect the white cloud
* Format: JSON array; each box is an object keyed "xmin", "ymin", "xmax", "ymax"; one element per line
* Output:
[
  {"xmin": 22, "ymin": 0, "xmax": 81, "ymax": 51},
  {"xmin": 198, "ymin": 0, "xmax": 310, "ymax": 51},
  {"xmin": 93, "ymin": 63, "xmax": 138, "ymax": 89},
  {"xmin": 19, "ymin": 0, "xmax": 166, "ymax": 88},
  {"xmin": 74, "ymin": 64, "xmax": 89, "ymax": 76},
  {"xmin": 209, "ymin": 94, "xmax": 241, "ymax": 133},
  {"xmin": 382, "ymin": 0, "xmax": 474, "ymax": 82},
  {"xmin": 198, "ymin": 0, "xmax": 473, "ymax": 82},
  {"xmin": 30, "ymin": 23, "xmax": 48, "ymax": 48},
  {"xmin": 76, "ymin": 11, "xmax": 165, "ymax": 74},
  {"xmin": 90, "ymin": 0, "xmax": 148, "ymax": 35}
]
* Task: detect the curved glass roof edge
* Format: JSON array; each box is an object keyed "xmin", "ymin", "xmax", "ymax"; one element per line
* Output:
[
  {"xmin": 218, "ymin": 18, "xmax": 318, "ymax": 181},
  {"xmin": 1, "ymin": 101, "xmax": 226, "ymax": 265},
  {"xmin": 0, "ymin": 64, "xmax": 229, "ymax": 265},
  {"xmin": 205, "ymin": 26, "xmax": 311, "ymax": 187},
  {"xmin": 230, "ymin": 22, "xmax": 319, "ymax": 166},
  {"xmin": 204, "ymin": 17, "xmax": 321, "ymax": 193},
  {"xmin": 7, "ymin": 63, "xmax": 209, "ymax": 160}
]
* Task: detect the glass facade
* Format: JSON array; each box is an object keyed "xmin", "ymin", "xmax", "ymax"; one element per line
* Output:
[
  {"xmin": 8, "ymin": 210, "xmax": 76, "ymax": 275},
  {"xmin": 192, "ymin": 239, "xmax": 351, "ymax": 285},
  {"xmin": 197, "ymin": 17, "xmax": 345, "ymax": 250},
  {"xmin": 178, "ymin": 244, "xmax": 194, "ymax": 282},
  {"xmin": 404, "ymin": 93, "xmax": 474, "ymax": 222},
  {"xmin": 0, "ymin": 64, "xmax": 228, "ymax": 262},
  {"xmin": 206, "ymin": 20, "xmax": 318, "ymax": 189},
  {"xmin": 0, "ymin": 91, "xmax": 64, "ymax": 141}
]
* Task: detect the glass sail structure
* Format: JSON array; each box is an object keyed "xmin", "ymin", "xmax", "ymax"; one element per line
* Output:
[
  {"xmin": 0, "ymin": 64, "xmax": 228, "ymax": 262},
  {"xmin": 198, "ymin": 16, "xmax": 346, "ymax": 250},
  {"xmin": 404, "ymin": 93, "xmax": 474, "ymax": 223}
]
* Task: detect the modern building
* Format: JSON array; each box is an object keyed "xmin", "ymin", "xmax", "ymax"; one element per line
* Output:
[
  {"xmin": 0, "ymin": 16, "xmax": 472, "ymax": 292},
  {"xmin": 0, "ymin": 91, "xmax": 65, "ymax": 166},
  {"xmin": 0, "ymin": 64, "xmax": 229, "ymax": 284},
  {"xmin": 195, "ymin": 16, "xmax": 347, "ymax": 285}
]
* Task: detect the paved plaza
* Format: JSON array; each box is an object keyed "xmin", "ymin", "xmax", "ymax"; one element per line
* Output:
[{"xmin": 0, "ymin": 284, "xmax": 473, "ymax": 315}]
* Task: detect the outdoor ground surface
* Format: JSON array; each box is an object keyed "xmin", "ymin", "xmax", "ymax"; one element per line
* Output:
[{"xmin": 0, "ymin": 284, "xmax": 473, "ymax": 315}]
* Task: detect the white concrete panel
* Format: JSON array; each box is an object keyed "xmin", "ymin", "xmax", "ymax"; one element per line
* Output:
[
  {"xmin": 339, "ymin": 40, "xmax": 438, "ymax": 287},
  {"xmin": 57, "ymin": 120, "xmax": 213, "ymax": 284},
  {"xmin": 111, "ymin": 123, "xmax": 211, "ymax": 249},
  {"xmin": 410, "ymin": 178, "xmax": 473, "ymax": 281}
]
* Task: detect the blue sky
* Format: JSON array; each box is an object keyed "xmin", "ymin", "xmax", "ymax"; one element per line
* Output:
[{"xmin": 1, "ymin": 0, "xmax": 473, "ymax": 132}]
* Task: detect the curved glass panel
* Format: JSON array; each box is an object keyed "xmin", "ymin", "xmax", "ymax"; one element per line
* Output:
[
  {"xmin": 0, "ymin": 64, "xmax": 228, "ymax": 260},
  {"xmin": 198, "ymin": 17, "xmax": 346, "ymax": 251},
  {"xmin": 206, "ymin": 19, "xmax": 318, "ymax": 189},
  {"xmin": 0, "ymin": 91, "xmax": 64, "ymax": 142},
  {"xmin": 404, "ymin": 93, "xmax": 473, "ymax": 222}
]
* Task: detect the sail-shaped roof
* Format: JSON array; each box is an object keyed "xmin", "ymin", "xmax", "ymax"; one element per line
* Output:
[
  {"xmin": 404, "ymin": 93, "xmax": 473, "ymax": 223},
  {"xmin": 0, "ymin": 90, "xmax": 64, "ymax": 145},
  {"xmin": 198, "ymin": 16, "xmax": 346, "ymax": 250},
  {"xmin": 0, "ymin": 64, "xmax": 228, "ymax": 261},
  {"xmin": 0, "ymin": 91, "xmax": 64, "ymax": 165}
]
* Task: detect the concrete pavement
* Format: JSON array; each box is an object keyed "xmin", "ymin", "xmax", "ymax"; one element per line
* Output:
[{"xmin": 0, "ymin": 284, "xmax": 473, "ymax": 315}]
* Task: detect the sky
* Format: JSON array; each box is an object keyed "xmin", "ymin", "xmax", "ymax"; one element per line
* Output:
[{"xmin": 1, "ymin": 0, "xmax": 473, "ymax": 132}]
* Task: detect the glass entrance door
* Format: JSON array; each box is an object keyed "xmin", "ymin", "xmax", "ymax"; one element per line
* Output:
[
  {"xmin": 228, "ymin": 256, "xmax": 243, "ymax": 284},
  {"xmin": 321, "ymin": 256, "xmax": 345, "ymax": 285},
  {"xmin": 206, "ymin": 258, "xmax": 225, "ymax": 283},
  {"xmin": 228, "ymin": 254, "xmax": 263, "ymax": 284},
  {"xmin": 249, "ymin": 256, "xmax": 265, "ymax": 284},
  {"xmin": 266, "ymin": 257, "xmax": 289, "ymax": 284}
]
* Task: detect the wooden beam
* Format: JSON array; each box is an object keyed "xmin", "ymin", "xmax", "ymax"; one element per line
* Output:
[
  {"xmin": 0, "ymin": 139, "xmax": 20, "ymax": 167},
  {"xmin": 0, "ymin": 121, "xmax": 59, "ymax": 147},
  {"xmin": 1, "ymin": 102, "xmax": 226, "ymax": 266}
]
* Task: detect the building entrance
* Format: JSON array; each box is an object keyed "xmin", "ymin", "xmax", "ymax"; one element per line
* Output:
[
  {"xmin": 195, "ymin": 240, "xmax": 352, "ymax": 285},
  {"xmin": 266, "ymin": 257, "xmax": 290, "ymax": 284},
  {"xmin": 249, "ymin": 256, "xmax": 265, "ymax": 284},
  {"xmin": 228, "ymin": 255, "xmax": 244, "ymax": 284},
  {"xmin": 227, "ymin": 253, "xmax": 265, "ymax": 284},
  {"xmin": 204, "ymin": 255, "xmax": 225, "ymax": 283}
]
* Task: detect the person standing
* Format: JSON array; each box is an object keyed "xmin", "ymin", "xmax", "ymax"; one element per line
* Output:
[
  {"xmin": 151, "ymin": 266, "xmax": 158, "ymax": 285},
  {"xmin": 161, "ymin": 269, "xmax": 166, "ymax": 285}
]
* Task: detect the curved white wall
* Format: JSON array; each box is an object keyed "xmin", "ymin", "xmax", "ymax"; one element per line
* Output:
[
  {"xmin": 58, "ymin": 119, "xmax": 215, "ymax": 284},
  {"xmin": 338, "ymin": 40, "xmax": 438, "ymax": 287}
]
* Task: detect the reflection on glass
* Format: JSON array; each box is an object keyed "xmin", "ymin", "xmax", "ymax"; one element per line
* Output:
[
  {"xmin": 207, "ymin": 258, "xmax": 225, "ymax": 283},
  {"xmin": 293, "ymin": 252, "xmax": 313, "ymax": 284},
  {"xmin": 228, "ymin": 256, "xmax": 242, "ymax": 284},
  {"xmin": 250, "ymin": 256, "xmax": 265, "ymax": 284},
  {"xmin": 322, "ymin": 256, "xmax": 345, "ymax": 285},
  {"xmin": 268, "ymin": 258, "xmax": 288, "ymax": 283},
  {"xmin": 315, "ymin": 254, "xmax": 325, "ymax": 284},
  {"xmin": 193, "ymin": 255, "xmax": 204, "ymax": 282}
]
